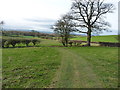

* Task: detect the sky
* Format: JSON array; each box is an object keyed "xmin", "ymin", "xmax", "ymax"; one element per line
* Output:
[
  {"xmin": 118, "ymin": 1, "xmax": 120, "ymax": 35},
  {"xmin": 0, "ymin": 0, "xmax": 119, "ymax": 35}
]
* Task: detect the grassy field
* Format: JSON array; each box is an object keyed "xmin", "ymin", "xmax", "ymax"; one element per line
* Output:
[
  {"xmin": 2, "ymin": 35, "xmax": 119, "ymax": 88},
  {"xmin": 71, "ymin": 35, "xmax": 118, "ymax": 42},
  {"xmin": 68, "ymin": 47, "xmax": 118, "ymax": 88},
  {"xmin": 2, "ymin": 47, "xmax": 61, "ymax": 88}
]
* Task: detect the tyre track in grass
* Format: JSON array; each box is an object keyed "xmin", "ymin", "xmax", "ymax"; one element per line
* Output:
[{"xmin": 49, "ymin": 47, "xmax": 103, "ymax": 88}]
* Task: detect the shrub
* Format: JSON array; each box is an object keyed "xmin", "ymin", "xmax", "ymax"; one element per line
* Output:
[
  {"xmin": 2, "ymin": 38, "xmax": 41, "ymax": 48},
  {"xmin": 7, "ymin": 39, "xmax": 21, "ymax": 47},
  {"xmin": 2, "ymin": 39, "xmax": 7, "ymax": 48},
  {"xmin": 21, "ymin": 39, "xmax": 31, "ymax": 47},
  {"xmin": 31, "ymin": 39, "xmax": 40, "ymax": 46}
]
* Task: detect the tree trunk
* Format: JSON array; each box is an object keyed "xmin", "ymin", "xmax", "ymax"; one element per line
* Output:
[
  {"xmin": 65, "ymin": 37, "xmax": 68, "ymax": 47},
  {"xmin": 61, "ymin": 36, "xmax": 66, "ymax": 47},
  {"xmin": 87, "ymin": 27, "xmax": 92, "ymax": 46}
]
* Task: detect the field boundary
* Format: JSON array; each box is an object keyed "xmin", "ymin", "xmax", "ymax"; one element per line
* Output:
[{"xmin": 69, "ymin": 40, "xmax": 120, "ymax": 47}]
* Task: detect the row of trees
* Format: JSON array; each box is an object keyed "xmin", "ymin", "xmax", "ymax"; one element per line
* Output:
[
  {"xmin": 0, "ymin": 21, "xmax": 57, "ymax": 39},
  {"xmin": 2, "ymin": 38, "xmax": 41, "ymax": 48},
  {"xmin": 0, "ymin": 21, "xmax": 4, "ymax": 35},
  {"xmin": 2, "ymin": 30, "xmax": 55, "ymax": 38},
  {"xmin": 52, "ymin": 0, "xmax": 114, "ymax": 46},
  {"xmin": 0, "ymin": 21, "xmax": 4, "ymax": 26}
]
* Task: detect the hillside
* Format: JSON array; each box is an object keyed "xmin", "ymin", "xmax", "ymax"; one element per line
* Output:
[
  {"xmin": 2, "ymin": 38, "xmax": 118, "ymax": 88},
  {"xmin": 71, "ymin": 35, "xmax": 119, "ymax": 42}
]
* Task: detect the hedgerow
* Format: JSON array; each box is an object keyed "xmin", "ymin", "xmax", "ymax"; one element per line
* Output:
[{"xmin": 2, "ymin": 38, "xmax": 41, "ymax": 48}]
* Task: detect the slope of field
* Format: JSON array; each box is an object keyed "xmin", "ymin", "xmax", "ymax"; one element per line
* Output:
[
  {"xmin": 71, "ymin": 35, "xmax": 118, "ymax": 42},
  {"xmin": 2, "ymin": 47, "xmax": 61, "ymax": 88},
  {"xmin": 49, "ymin": 47, "xmax": 118, "ymax": 88},
  {"xmin": 69, "ymin": 47, "xmax": 118, "ymax": 88},
  {"xmin": 2, "ymin": 38, "xmax": 118, "ymax": 88}
]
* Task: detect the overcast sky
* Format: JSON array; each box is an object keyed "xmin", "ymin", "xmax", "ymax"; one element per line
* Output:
[{"xmin": 0, "ymin": 0, "xmax": 119, "ymax": 35}]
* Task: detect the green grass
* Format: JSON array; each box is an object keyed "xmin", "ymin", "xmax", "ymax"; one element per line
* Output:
[
  {"xmin": 2, "ymin": 47, "xmax": 61, "ymax": 88},
  {"xmin": 2, "ymin": 35, "xmax": 40, "ymax": 39},
  {"xmin": 47, "ymin": 47, "xmax": 118, "ymax": 88},
  {"xmin": 2, "ymin": 37, "xmax": 118, "ymax": 88},
  {"xmin": 3, "ymin": 35, "xmax": 36, "ymax": 38},
  {"xmin": 21, "ymin": 36, "xmax": 36, "ymax": 38},
  {"xmin": 15, "ymin": 39, "xmax": 61, "ymax": 47},
  {"xmin": 71, "ymin": 35, "xmax": 118, "ymax": 42},
  {"xmin": 68, "ymin": 47, "xmax": 118, "ymax": 88},
  {"xmin": 40, "ymin": 39, "xmax": 61, "ymax": 46}
]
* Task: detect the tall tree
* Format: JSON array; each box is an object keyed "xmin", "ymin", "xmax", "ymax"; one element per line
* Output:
[
  {"xmin": 70, "ymin": 0, "xmax": 114, "ymax": 46},
  {"xmin": 0, "ymin": 21, "xmax": 4, "ymax": 37},
  {"xmin": 0, "ymin": 21, "xmax": 4, "ymax": 30},
  {"xmin": 52, "ymin": 15, "xmax": 76, "ymax": 47}
]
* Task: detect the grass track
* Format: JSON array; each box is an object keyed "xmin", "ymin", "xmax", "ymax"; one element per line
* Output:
[
  {"xmin": 2, "ymin": 39, "xmax": 118, "ymax": 88},
  {"xmin": 49, "ymin": 48, "xmax": 103, "ymax": 88},
  {"xmin": 69, "ymin": 47, "xmax": 118, "ymax": 88},
  {"xmin": 49, "ymin": 47, "xmax": 118, "ymax": 88}
]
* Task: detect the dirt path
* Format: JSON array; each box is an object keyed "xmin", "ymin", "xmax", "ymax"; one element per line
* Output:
[{"xmin": 49, "ymin": 48, "xmax": 103, "ymax": 88}]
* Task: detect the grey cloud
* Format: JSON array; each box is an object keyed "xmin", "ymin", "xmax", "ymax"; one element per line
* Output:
[
  {"xmin": 3, "ymin": 24, "xmax": 33, "ymax": 30},
  {"xmin": 34, "ymin": 24, "xmax": 53, "ymax": 28},
  {"xmin": 25, "ymin": 18, "xmax": 57, "ymax": 23},
  {"xmin": 24, "ymin": 18, "xmax": 57, "ymax": 29},
  {"xmin": 118, "ymin": 2, "xmax": 120, "ymax": 35},
  {"xmin": 3, "ymin": 18, "xmax": 57, "ymax": 31}
]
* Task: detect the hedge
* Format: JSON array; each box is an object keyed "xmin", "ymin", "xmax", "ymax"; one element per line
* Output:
[
  {"xmin": 2, "ymin": 38, "xmax": 41, "ymax": 48},
  {"xmin": 99, "ymin": 42, "xmax": 120, "ymax": 47},
  {"xmin": 68, "ymin": 40, "xmax": 120, "ymax": 47}
]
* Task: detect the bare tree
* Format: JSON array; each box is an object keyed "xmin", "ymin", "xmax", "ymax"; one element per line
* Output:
[
  {"xmin": 0, "ymin": 21, "xmax": 4, "ymax": 26},
  {"xmin": 52, "ymin": 15, "xmax": 77, "ymax": 47},
  {"xmin": 0, "ymin": 21, "xmax": 4, "ymax": 47},
  {"xmin": 0, "ymin": 21, "xmax": 4, "ymax": 31},
  {"xmin": 69, "ymin": 0, "xmax": 114, "ymax": 46}
]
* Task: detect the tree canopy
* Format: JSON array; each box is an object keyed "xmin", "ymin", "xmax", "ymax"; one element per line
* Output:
[
  {"xmin": 69, "ymin": 0, "xmax": 114, "ymax": 46},
  {"xmin": 53, "ymin": 15, "xmax": 77, "ymax": 46}
]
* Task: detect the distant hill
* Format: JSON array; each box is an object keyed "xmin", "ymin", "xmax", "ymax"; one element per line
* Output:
[
  {"xmin": 3, "ymin": 28, "xmax": 118, "ymax": 36},
  {"xmin": 3, "ymin": 28, "xmax": 54, "ymax": 34},
  {"xmin": 71, "ymin": 35, "xmax": 119, "ymax": 42}
]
